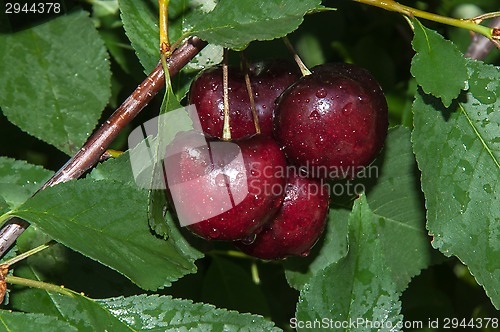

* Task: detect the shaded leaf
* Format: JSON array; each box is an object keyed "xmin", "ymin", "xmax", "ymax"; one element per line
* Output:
[
  {"xmin": 201, "ymin": 256, "xmax": 270, "ymax": 316},
  {"xmin": 0, "ymin": 197, "xmax": 9, "ymax": 219},
  {"xmin": 100, "ymin": 294, "xmax": 282, "ymax": 331},
  {"xmin": 190, "ymin": 0, "xmax": 322, "ymax": 50},
  {"xmin": 412, "ymin": 59, "xmax": 500, "ymax": 308},
  {"xmin": 8, "ymin": 279, "xmax": 280, "ymax": 332},
  {"xmin": 0, "ymin": 11, "xmax": 111, "ymax": 155},
  {"xmin": 0, "ymin": 157, "xmax": 53, "ymax": 209},
  {"xmin": 8, "ymin": 269, "xmax": 131, "ymax": 332},
  {"xmin": 296, "ymin": 195, "xmax": 402, "ymax": 331},
  {"xmin": 0, "ymin": 311, "xmax": 77, "ymax": 332},
  {"xmin": 10, "ymin": 228, "xmax": 141, "ymax": 317},
  {"xmin": 8, "ymin": 264, "xmax": 87, "ymax": 329},
  {"xmin": 358, "ymin": 127, "xmax": 433, "ymax": 291},
  {"xmin": 410, "ymin": 19, "xmax": 467, "ymax": 107},
  {"xmin": 283, "ymin": 208, "xmax": 349, "ymax": 290}
]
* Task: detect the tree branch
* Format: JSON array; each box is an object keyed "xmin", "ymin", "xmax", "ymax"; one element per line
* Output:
[
  {"xmin": 0, "ymin": 36, "xmax": 207, "ymax": 257},
  {"xmin": 465, "ymin": 17, "xmax": 500, "ymax": 60}
]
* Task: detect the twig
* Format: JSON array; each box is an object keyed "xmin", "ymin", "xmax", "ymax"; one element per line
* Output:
[
  {"xmin": 465, "ymin": 17, "xmax": 500, "ymax": 60},
  {"xmin": 0, "ymin": 36, "xmax": 207, "ymax": 258},
  {"xmin": 352, "ymin": 0, "xmax": 497, "ymax": 40}
]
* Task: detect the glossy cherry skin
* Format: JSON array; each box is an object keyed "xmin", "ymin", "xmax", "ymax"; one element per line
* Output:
[
  {"xmin": 236, "ymin": 169, "xmax": 330, "ymax": 260},
  {"xmin": 189, "ymin": 60, "xmax": 299, "ymax": 139},
  {"xmin": 273, "ymin": 63, "xmax": 388, "ymax": 179},
  {"xmin": 164, "ymin": 131, "xmax": 287, "ymax": 241}
]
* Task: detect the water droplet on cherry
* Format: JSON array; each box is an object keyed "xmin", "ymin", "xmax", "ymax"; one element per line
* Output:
[
  {"xmin": 316, "ymin": 89, "xmax": 327, "ymax": 98},
  {"xmin": 209, "ymin": 228, "xmax": 220, "ymax": 239},
  {"xmin": 309, "ymin": 110, "xmax": 320, "ymax": 120},
  {"xmin": 300, "ymin": 249, "xmax": 311, "ymax": 257}
]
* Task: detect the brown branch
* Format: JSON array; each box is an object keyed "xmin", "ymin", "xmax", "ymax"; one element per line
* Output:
[
  {"xmin": 465, "ymin": 17, "xmax": 500, "ymax": 60},
  {"xmin": 0, "ymin": 36, "xmax": 207, "ymax": 257}
]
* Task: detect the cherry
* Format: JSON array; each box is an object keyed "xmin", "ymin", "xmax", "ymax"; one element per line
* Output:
[
  {"xmin": 189, "ymin": 60, "xmax": 299, "ymax": 139},
  {"xmin": 236, "ymin": 169, "xmax": 330, "ymax": 260},
  {"xmin": 273, "ymin": 63, "xmax": 388, "ymax": 179},
  {"xmin": 164, "ymin": 131, "xmax": 287, "ymax": 241}
]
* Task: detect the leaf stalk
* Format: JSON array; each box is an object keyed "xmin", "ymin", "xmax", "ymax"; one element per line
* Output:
[{"xmin": 6, "ymin": 275, "xmax": 74, "ymax": 297}]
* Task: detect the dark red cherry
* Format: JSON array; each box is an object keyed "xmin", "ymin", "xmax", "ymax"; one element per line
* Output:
[
  {"xmin": 164, "ymin": 131, "xmax": 287, "ymax": 241},
  {"xmin": 273, "ymin": 63, "xmax": 388, "ymax": 179},
  {"xmin": 189, "ymin": 61, "xmax": 299, "ymax": 139},
  {"xmin": 236, "ymin": 169, "xmax": 330, "ymax": 260},
  {"xmin": 249, "ymin": 61, "xmax": 300, "ymax": 135}
]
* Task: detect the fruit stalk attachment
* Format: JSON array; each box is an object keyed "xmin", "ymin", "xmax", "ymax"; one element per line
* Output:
[
  {"xmin": 240, "ymin": 52, "xmax": 261, "ymax": 135},
  {"xmin": 222, "ymin": 48, "xmax": 232, "ymax": 141},
  {"xmin": 159, "ymin": 0, "xmax": 171, "ymax": 58},
  {"xmin": 283, "ymin": 36, "xmax": 311, "ymax": 76}
]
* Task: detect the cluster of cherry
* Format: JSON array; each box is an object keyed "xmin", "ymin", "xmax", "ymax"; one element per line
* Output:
[{"xmin": 164, "ymin": 60, "xmax": 388, "ymax": 260}]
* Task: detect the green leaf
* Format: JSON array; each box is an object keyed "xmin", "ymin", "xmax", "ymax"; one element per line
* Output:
[
  {"xmin": 190, "ymin": 0, "xmax": 322, "ymax": 50},
  {"xmin": 358, "ymin": 127, "xmax": 434, "ymax": 291},
  {"xmin": 296, "ymin": 195, "xmax": 402, "ymax": 332},
  {"xmin": 147, "ymin": 75, "xmax": 183, "ymax": 238},
  {"xmin": 285, "ymin": 127, "xmax": 433, "ymax": 292},
  {"xmin": 10, "ymin": 227, "xmax": 142, "ymax": 320},
  {"xmin": 0, "ymin": 311, "xmax": 77, "ymax": 332},
  {"xmin": 120, "ymin": 0, "xmax": 222, "ymax": 75},
  {"xmin": 412, "ymin": 59, "xmax": 500, "ymax": 308},
  {"xmin": 8, "ymin": 269, "xmax": 132, "ymax": 331},
  {"xmin": 410, "ymin": 18, "xmax": 467, "ymax": 107},
  {"xmin": 0, "ymin": 157, "xmax": 53, "ymax": 209},
  {"xmin": 0, "ymin": 11, "xmax": 111, "ymax": 155},
  {"xmin": 11, "ymin": 175, "xmax": 202, "ymax": 290},
  {"xmin": 9, "ymin": 279, "xmax": 280, "ymax": 332},
  {"xmin": 119, "ymin": 0, "xmax": 159, "ymax": 73},
  {"xmin": 201, "ymin": 256, "xmax": 270, "ymax": 316},
  {"xmin": 284, "ymin": 208, "xmax": 350, "ymax": 290},
  {"xmin": 99, "ymin": 294, "xmax": 282, "ymax": 331},
  {"xmin": 90, "ymin": 150, "xmax": 203, "ymax": 282}
]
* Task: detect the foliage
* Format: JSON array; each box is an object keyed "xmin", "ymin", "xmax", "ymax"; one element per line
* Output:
[{"xmin": 0, "ymin": 0, "xmax": 499, "ymax": 330}]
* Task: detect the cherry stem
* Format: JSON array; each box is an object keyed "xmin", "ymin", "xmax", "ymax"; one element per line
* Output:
[
  {"xmin": 240, "ymin": 52, "xmax": 261, "ymax": 135},
  {"xmin": 471, "ymin": 11, "xmax": 500, "ymax": 24},
  {"xmin": 2, "ymin": 240, "xmax": 56, "ymax": 267},
  {"xmin": 251, "ymin": 261, "xmax": 261, "ymax": 285},
  {"xmin": 210, "ymin": 249, "xmax": 253, "ymax": 259},
  {"xmin": 159, "ymin": 0, "xmax": 171, "ymax": 57},
  {"xmin": 352, "ymin": 0, "xmax": 499, "ymax": 45},
  {"xmin": 0, "ymin": 36, "xmax": 207, "ymax": 258},
  {"xmin": 283, "ymin": 36, "xmax": 311, "ymax": 76},
  {"xmin": 222, "ymin": 48, "xmax": 232, "ymax": 141}
]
